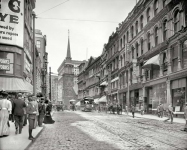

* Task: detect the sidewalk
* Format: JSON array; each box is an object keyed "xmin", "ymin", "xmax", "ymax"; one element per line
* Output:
[
  {"xmin": 123, "ymin": 112, "xmax": 185, "ymax": 124},
  {"xmin": 0, "ymin": 121, "xmax": 43, "ymax": 150}
]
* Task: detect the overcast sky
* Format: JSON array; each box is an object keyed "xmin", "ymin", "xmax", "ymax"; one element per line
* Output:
[{"xmin": 34, "ymin": 0, "xmax": 137, "ymax": 73}]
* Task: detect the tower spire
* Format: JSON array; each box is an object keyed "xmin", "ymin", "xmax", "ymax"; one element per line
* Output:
[{"xmin": 66, "ymin": 30, "xmax": 71, "ymax": 61}]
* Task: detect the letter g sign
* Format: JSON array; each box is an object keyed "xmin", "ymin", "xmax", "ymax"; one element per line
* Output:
[{"xmin": 8, "ymin": 0, "xmax": 21, "ymax": 13}]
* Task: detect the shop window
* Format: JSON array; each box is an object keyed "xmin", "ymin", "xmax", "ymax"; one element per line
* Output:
[
  {"xmin": 183, "ymin": 40, "xmax": 187, "ymax": 68},
  {"xmin": 15, "ymin": 54, "xmax": 22, "ymax": 76},
  {"xmin": 172, "ymin": 45, "xmax": 178, "ymax": 72},
  {"xmin": 0, "ymin": 52, "xmax": 14, "ymax": 74}
]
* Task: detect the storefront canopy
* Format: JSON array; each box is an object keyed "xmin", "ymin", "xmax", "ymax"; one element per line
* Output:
[
  {"xmin": 142, "ymin": 54, "xmax": 160, "ymax": 69},
  {"xmin": 75, "ymin": 101, "xmax": 80, "ymax": 106},
  {"xmin": 111, "ymin": 77, "xmax": 119, "ymax": 83},
  {"xmin": 94, "ymin": 98, "xmax": 99, "ymax": 104},
  {"xmin": 0, "ymin": 77, "xmax": 33, "ymax": 93},
  {"xmin": 98, "ymin": 96, "xmax": 107, "ymax": 103}
]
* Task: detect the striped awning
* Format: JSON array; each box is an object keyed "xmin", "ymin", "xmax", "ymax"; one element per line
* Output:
[{"xmin": 0, "ymin": 77, "xmax": 33, "ymax": 93}]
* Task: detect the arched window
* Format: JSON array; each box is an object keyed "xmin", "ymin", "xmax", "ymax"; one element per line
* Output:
[
  {"xmin": 131, "ymin": 46, "xmax": 134, "ymax": 59},
  {"xmin": 155, "ymin": 27, "xmax": 158, "ymax": 46},
  {"xmin": 120, "ymin": 38, "xmax": 123, "ymax": 49},
  {"xmin": 140, "ymin": 38, "xmax": 144, "ymax": 55},
  {"xmin": 163, "ymin": 0, "xmax": 167, "ymax": 7},
  {"xmin": 147, "ymin": 32, "xmax": 151, "ymax": 51},
  {"xmin": 123, "ymin": 54, "xmax": 125, "ymax": 64},
  {"xmin": 123, "ymin": 35, "xmax": 126, "ymax": 47},
  {"xmin": 127, "ymin": 31, "xmax": 129, "ymax": 42},
  {"xmin": 131, "ymin": 26, "xmax": 134, "ymax": 39},
  {"xmin": 163, "ymin": 19, "xmax": 167, "ymax": 41},
  {"xmin": 174, "ymin": 10, "xmax": 180, "ymax": 32},
  {"xmin": 140, "ymin": 15, "xmax": 144, "ymax": 30},
  {"xmin": 136, "ymin": 43, "xmax": 139, "ymax": 58},
  {"xmin": 154, "ymin": 0, "xmax": 159, "ymax": 16},
  {"xmin": 147, "ymin": 8, "xmax": 150, "ymax": 22},
  {"xmin": 135, "ymin": 21, "xmax": 138, "ymax": 35}
]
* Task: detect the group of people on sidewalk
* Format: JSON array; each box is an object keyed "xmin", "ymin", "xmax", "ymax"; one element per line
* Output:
[{"xmin": 0, "ymin": 91, "xmax": 55, "ymax": 140}]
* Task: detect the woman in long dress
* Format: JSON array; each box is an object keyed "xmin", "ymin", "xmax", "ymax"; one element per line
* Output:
[
  {"xmin": 0, "ymin": 91, "xmax": 12, "ymax": 137},
  {"xmin": 43, "ymin": 100, "xmax": 55, "ymax": 124}
]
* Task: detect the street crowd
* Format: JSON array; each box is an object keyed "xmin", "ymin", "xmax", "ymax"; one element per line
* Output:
[{"xmin": 0, "ymin": 91, "xmax": 55, "ymax": 140}]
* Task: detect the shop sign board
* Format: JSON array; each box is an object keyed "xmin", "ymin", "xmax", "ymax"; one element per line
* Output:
[
  {"xmin": 0, "ymin": 0, "xmax": 24, "ymax": 48},
  {"xmin": 0, "ymin": 58, "xmax": 10, "ymax": 70}
]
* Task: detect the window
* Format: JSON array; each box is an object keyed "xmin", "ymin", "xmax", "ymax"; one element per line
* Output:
[
  {"xmin": 36, "ymin": 40, "xmax": 41, "ymax": 48},
  {"xmin": 154, "ymin": 0, "xmax": 159, "ymax": 16},
  {"xmin": 155, "ymin": 27, "xmax": 158, "ymax": 46},
  {"xmin": 163, "ymin": 52, "xmax": 168, "ymax": 75},
  {"xmin": 123, "ymin": 35, "xmax": 126, "ymax": 47},
  {"xmin": 131, "ymin": 46, "xmax": 134, "ymax": 59},
  {"xmin": 0, "ymin": 52, "xmax": 14, "ymax": 74},
  {"xmin": 174, "ymin": 10, "xmax": 180, "ymax": 32},
  {"xmin": 183, "ymin": 40, "xmax": 187, "ymax": 68},
  {"xmin": 141, "ymin": 38, "xmax": 144, "ymax": 55},
  {"xmin": 120, "ymin": 56, "xmax": 123, "ymax": 67},
  {"xmin": 135, "ymin": 21, "xmax": 138, "ymax": 35},
  {"xmin": 147, "ymin": 8, "xmax": 150, "ymax": 22},
  {"xmin": 136, "ymin": 43, "xmax": 139, "ymax": 58},
  {"xmin": 147, "ymin": 33, "xmax": 151, "ymax": 51},
  {"xmin": 120, "ymin": 38, "xmax": 123, "ymax": 49},
  {"xmin": 131, "ymin": 26, "xmax": 134, "ymax": 39},
  {"xmin": 172, "ymin": 45, "xmax": 178, "ymax": 72},
  {"xmin": 127, "ymin": 31, "xmax": 129, "ymax": 42},
  {"xmin": 163, "ymin": 19, "xmax": 167, "ymax": 41},
  {"xmin": 140, "ymin": 15, "xmax": 144, "ymax": 30},
  {"xmin": 163, "ymin": 0, "xmax": 167, "ymax": 7},
  {"xmin": 15, "ymin": 54, "xmax": 22, "ymax": 76}
]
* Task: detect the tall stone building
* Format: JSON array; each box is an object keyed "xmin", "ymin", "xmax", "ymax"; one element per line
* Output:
[
  {"xmin": 57, "ymin": 32, "xmax": 84, "ymax": 109},
  {"xmin": 78, "ymin": 0, "xmax": 187, "ymax": 115},
  {"xmin": 51, "ymin": 75, "xmax": 58, "ymax": 103}
]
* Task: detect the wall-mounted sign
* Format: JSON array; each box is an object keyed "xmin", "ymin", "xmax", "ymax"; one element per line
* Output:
[
  {"xmin": 0, "ymin": 58, "xmax": 10, "ymax": 70},
  {"xmin": 0, "ymin": 0, "xmax": 24, "ymax": 48}
]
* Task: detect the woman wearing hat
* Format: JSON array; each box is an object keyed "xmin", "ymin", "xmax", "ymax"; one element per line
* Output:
[{"xmin": 0, "ymin": 91, "xmax": 12, "ymax": 137}]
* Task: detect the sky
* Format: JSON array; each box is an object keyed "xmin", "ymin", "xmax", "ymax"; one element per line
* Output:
[{"xmin": 34, "ymin": 0, "xmax": 137, "ymax": 73}]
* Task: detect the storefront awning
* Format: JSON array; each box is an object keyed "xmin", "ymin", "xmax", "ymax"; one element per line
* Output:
[
  {"xmin": 0, "ymin": 77, "xmax": 33, "ymax": 93},
  {"xmin": 98, "ymin": 96, "xmax": 107, "ymax": 103},
  {"xmin": 100, "ymin": 81, "xmax": 108, "ymax": 86},
  {"xmin": 142, "ymin": 54, "xmax": 160, "ymax": 69},
  {"xmin": 111, "ymin": 77, "xmax": 119, "ymax": 83},
  {"xmin": 94, "ymin": 98, "xmax": 99, "ymax": 104}
]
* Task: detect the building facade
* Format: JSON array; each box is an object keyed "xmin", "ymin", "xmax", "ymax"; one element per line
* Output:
[
  {"xmin": 77, "ymin": 0, "xmax": 187, "ymax": 114},
  {"xmin": 0, "ymin": 0, "xmax": 36, "ymax": 93},
  {"xmin": 51, "ymin": 75, "xmax": 58, "ymax": 103}
]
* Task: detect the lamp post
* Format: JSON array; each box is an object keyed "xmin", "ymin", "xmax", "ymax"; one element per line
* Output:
[{"xmin": 32, "ymin": 11, "xmax": 36, "ymax": 96}]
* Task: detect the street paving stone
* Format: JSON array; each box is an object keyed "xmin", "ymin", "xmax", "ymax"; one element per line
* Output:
[{"xmin": 28, "ymin": 111, "xmax": 187, "ymax": 150}]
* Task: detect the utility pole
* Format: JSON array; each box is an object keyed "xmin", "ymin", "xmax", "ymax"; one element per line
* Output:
[
  {"xmin": 32, "ymin": 11, "xmax": 36, "ymax": 96},
  {"xmin": 49, "ymin": 67, "xmax": 51, "ymax": 101}
]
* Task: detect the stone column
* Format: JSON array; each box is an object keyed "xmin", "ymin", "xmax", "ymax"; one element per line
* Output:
[
  {"xmin": 167, "ymin": 46, "xmax": 172, "ymax": 74},
  {"xmin": 177, "ymin": 40, "xmax": 182, "ymax": 71},
  {"xmin": 159, "ymin": 53, "xmax": 163, "ymax": 77},
  {"xmin": 166, "ymin": 80, "xmax": 171, "ymax": 106}
]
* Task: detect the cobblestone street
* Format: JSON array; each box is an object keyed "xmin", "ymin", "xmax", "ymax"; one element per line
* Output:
[{"xmin": 27, "ymin": 111, "xmax": 187, "ymax": 150}]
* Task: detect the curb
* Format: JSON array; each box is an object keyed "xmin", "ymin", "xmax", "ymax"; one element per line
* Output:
[{"xmin": 24, "ymin": 126, "xmax": 45, "ymax": 150}]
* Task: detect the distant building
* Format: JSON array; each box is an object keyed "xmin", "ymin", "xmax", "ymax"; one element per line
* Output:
[
  {"xmin": 51, "ymin": 75, "xmax": 58, "ymax": 103},
  {"xmin": 57, "ymin": 32, "xmax": 84, "ymax": 109}
]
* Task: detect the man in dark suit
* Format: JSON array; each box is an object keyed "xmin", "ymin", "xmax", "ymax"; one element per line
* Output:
[
  {"xmin": 38, "ymin": 99, "xmax": 46, "ymax": 127},
  {"xmin": 12, "ymin": 93, "xmax": 26, "ymax": 134}
]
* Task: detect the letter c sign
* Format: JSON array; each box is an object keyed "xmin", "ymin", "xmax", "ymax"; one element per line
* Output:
[{"xmin": 8, "ymin": 0, "xmax": 21, "ymax": 13}]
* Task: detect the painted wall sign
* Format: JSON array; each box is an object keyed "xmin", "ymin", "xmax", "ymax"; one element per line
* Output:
[{"xmin": 0, "ymin": 0, "xmax": 24, "ymax": 48}]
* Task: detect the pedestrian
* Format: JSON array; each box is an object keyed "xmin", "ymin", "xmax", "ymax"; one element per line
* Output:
[
  {"xmin": 27, "ymin": 96, "xmax": 37, "ymax": 140},
  {"xmin": 159, "ymin": 103, "xmax": 164, "ymax": 118},
  {"xmin": 157, "ymin": 104, "xmax": 160, "ymax": 117},
  {"xmin": 38, "ymin": 99, "xmax": 46, "ymax": 127},
  {"xmin": 32, "ymin": 96, "xmax": 39, "ymax": 127},
  {"xmin": 0, "ymin": 91, "xmax": 12, "ymax": 137},
  {"xmin": 12, "ymin": 93, "xmax": 26, "ymax": 134},
  {"xmin": 23, "ymin": 97, "xmax": 29, "ymax": 126},
  {"xmin": 43, "ymin": 100, "xmax": 55, "ymax": 124},
  {"xmin": 131, "ymin": 105, "xmax": 135, "ymax": 118},
  {"xmin": 181, "ymin": 102, "xmax": 187, "ymax": 132},
  {"xmin": 125, "ymin": 105, "xmax": 128, "ymax": 115},
  {"xmin": 140, "ymin": 104, "xmax": 144, "ymax": 115},
  {"xmin": 164, "ymin": 104, "xmax": 173, "ymax": 124}
]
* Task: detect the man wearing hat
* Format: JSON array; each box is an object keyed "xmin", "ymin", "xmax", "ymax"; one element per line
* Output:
[
  {"xmin": 181, "ymin": 102, "xmax": 187, "ymax": 132},
  {"xmin": 12, "ymin": 93, "xmax": 26, "ymax": 134}
]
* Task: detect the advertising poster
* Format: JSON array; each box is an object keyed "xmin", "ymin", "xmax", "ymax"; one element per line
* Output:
[{"xmin": 0, "ymin": 0, "xmax": 24, "ymax": 47}]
